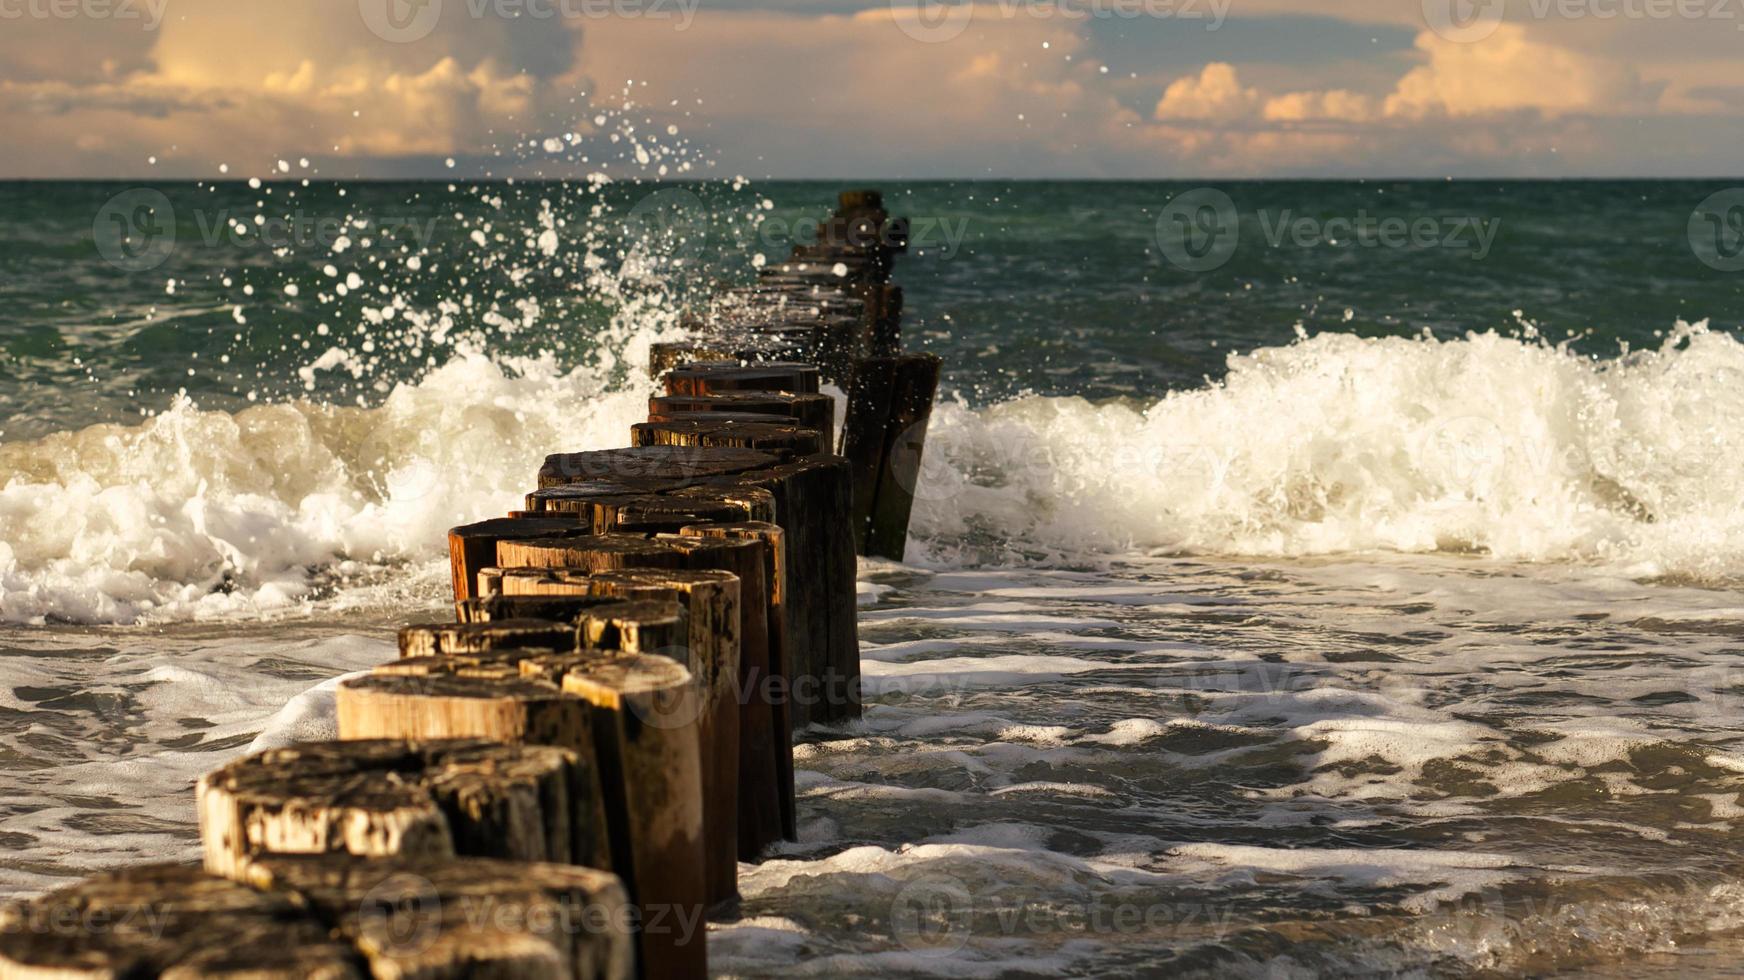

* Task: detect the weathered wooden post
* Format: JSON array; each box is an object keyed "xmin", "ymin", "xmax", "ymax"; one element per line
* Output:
[
  {"xmin": 493, "ymin": 533, "xmax": 788, "ymax": 859},
  {"xmin": 650, "ymin": 391, "xmax": 836, "ymax": 439},
  {"xmin": 399, "ymin": 619, "xmax": 579, "ymax": 658},
  {"xmin": 663, "ymin": 362, "xmax": 821, "ymax": 398},
  {"xmin": 0, "ymin": 858, "xmax": 634, "ymax": 979},
  {"xmin": 706, "ymin": 456, "xmax": 861, "ymax": 726},
  {"xmin": 679, "ymin": 521, "xmax": 796, "ymax": 840},
  {"xmin": 632, "ymin": 418, "xmax": 823, "ymax": 457},
  {"xmin": 497, "ymin": 565, "xmax": 744, "ymax": 910},
  {"xmin": 197, "ymin": 739, "xmax": 593, "ymax": 877},
  {"xmin": 249, "ymin": 855, "xmax": 634, "ymax": 979},
  {"xmin": 558, "ymin": 653, "xmax": 707, "ymax": 973},
  {"xmin": 448, "ymin": 516, "xmax": 593, "ymax": 602},
  {"xmin": 337, "ymin": 653, "xmax": 708, "ymax": 979},
  {"xmin": 524, "ymin": 489, "xmax": 750, "ymax": 533},
  {"xmin": 537, "ymin": 446, "xmax": 778, "ymax": 490},
  {"xmin": 840, "ymin": 352, "xmax": 942, "ymax": 560}
]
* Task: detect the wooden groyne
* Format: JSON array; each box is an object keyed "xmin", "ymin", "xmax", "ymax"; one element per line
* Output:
[{"xmin": 0, "ymin": 189, "xmax": 937, "ymax": 979}]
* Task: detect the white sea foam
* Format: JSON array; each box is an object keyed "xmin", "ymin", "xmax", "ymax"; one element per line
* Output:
[
  {"xmin": 912, "ymin": 322, "xmax": 1744, "ymax": 582},
  {"xmin": 0, "ymin": 350, "xmax": 658, "ymax": 624},
  {"xmin": 7, "ymin": 322, "xmax": 1744, "ymax": 623}
]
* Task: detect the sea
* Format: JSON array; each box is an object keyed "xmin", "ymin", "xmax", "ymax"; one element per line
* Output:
[{"xmin": 5, "ymin": 177, "xmax": 1744, "ymax": 977}]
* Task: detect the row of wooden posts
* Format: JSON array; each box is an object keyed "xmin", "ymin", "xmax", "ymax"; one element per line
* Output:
[{"xmin": 0, "ymin": 190, "xmax": 941, "ymax": 979}]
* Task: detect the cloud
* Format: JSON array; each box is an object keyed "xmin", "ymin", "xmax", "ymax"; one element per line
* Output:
[
  {"xmin": 1384, "ymin": 25, "xmax": 1650, "ymax": 118},
  {"xmin": 1262, "ymin": 89, "xmax": 1376, "ymax": 123},
  {"xmin": 0, "ymin": 0, "xmax": 591, "ymax": 176},
  {"xmin": 0, "ymin": 3, "xmax": 1733, "ymax": 177},
  {"xmin": 1154, "ymin": 63, "xmax": 1262, "ymax": 121}
]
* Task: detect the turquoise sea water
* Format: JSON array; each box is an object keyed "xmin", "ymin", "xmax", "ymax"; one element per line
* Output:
[{"xmin": 6, "ymin": 180, "xmax": 1744, "ymax": 976}]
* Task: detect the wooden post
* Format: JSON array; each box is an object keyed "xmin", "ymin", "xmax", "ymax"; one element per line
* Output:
[
  {"xmin": 582, "ymin": 569, "xmax": 742, "ymax": 908},
  {"xmin": 449, "ymin": 517, "xmax": 591, "ymax": 603},
  {"xmin": 452, "ymin": 596, "xmax": 689, "ymax": 658},
  {"xmin": 494, "ymin": 533, "xmax": 786, "ymax": 860},
  {"xmin": 678, "ymin": 522, "xmax": 795, "ymax": 841},
  {"xmin": 632, "ymin": 418, "xmax": 822, "ymax": 457},
  {"xmin": 650, "ymin": 342, "xmax": 735, "ymax": 377},
  {"xmin": 557, "ymin": 654, "xmax": 707, "ymax": 979},
  {"xmin": 650, "ymin": 391, "xmax": 836, "ymax": 438},
  {"xmin": 524, "ymin": 490, "xmax": 750, "ymax": 533},
  {"xmin": 662, "ymin": 363, "xmax": 820, "ymax": 397},
  {"xmin": 0, "ymin": 864, "xmax": 364, "ymax": 978},
  {"xmin": 247, "ymin": 855, "xmax": 634, "ymax": 980},
  {"xmin": 335, "ymin": 660, "xmax": 704, "ymax": 979},
  {"xmin": 197, "ymin": 739, "xmax": 591, "ymax": 878},
  {"xmin": 840, "ymin": 352, "xmax": 942, "ymax": 560},
  {"xmin": 666, "ymin": 484, "xmax": 778, "ymax": 524},
  {"xmin": 708, "ymin": 456, "xmax": 861, "ymax": 726},
  {"xmin": 399, "ymin": 619, "xmax": 578, "ymax": 658},
  {"xmin": 538, "ymin": 446, "xmax": 777, "ymax": 490}
]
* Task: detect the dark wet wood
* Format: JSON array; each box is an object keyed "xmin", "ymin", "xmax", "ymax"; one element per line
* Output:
[
  {"xmin": 632, "ymin": 418, "xmax": 822, "ymax": 457},
  {"xmin": 840, "ymin": 353, "xmax": 941, "ymax": 560},
  {"xmin": 537, "ymin": 446, "xmax": 778, "ymax": 490},
  {"xmin": 494, "ymin": 533, "xmax": 785, "ymax": 861},
  {"xmin": 524, "ymin": 490, "xmax": 749, "ymax": 534},
  {"xmin": 582, "ymin": 569, "xmax": 742, "ymax": 909},
  {"xmin": 678, "ymin": 522, "xmax": 795, "ymax": 842},
  {"xmin": 708, "ymin": 456, "xmax": 860, "ymax": 726},
  {"xmin": 650, "ymin": 392, "xmax": 836, "ymax": 441},
  {"xmin": 662, "ymin": 363, "xmax": 820, "ymax": 397},
  {"xmin": 556, "ymin": 654, "xmax": 708, "ymax": 979}
]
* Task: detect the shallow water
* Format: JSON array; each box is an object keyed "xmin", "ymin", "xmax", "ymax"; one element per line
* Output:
[{"xmin": 8, "ymin": 551, "xmax": 1744, "ymax": 975}]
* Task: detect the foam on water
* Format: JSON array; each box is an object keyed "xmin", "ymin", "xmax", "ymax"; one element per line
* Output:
[
  {"xmin": 7, "ymin": 317, "xmax": 1744, "ymax": 623},
  {"xmin": 913, "ymin": 321, "xmax": 1744, "ymax": 582},
  {"xmin": 0, "ymin": 350, "xmax": 658, "ymax": 623}
]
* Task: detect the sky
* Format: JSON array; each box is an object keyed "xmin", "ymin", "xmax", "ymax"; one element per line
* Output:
[{"xmin": 0, "ymin": 0, "xmax": 1738, "ymax": 179}]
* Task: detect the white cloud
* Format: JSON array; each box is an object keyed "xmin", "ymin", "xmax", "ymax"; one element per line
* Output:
[
  {"xmin": 1384, "ymin": 24, "xmax": 1649, "ymax": 118},
  {"xmin": 1154, "ymin": 63, "xmax": 1262, "ymax": 121}
]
